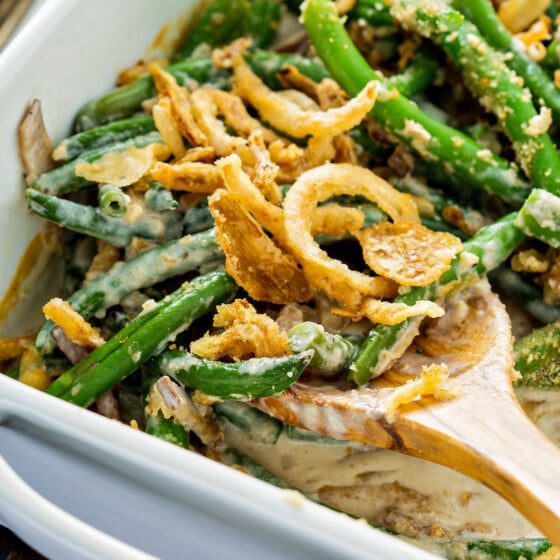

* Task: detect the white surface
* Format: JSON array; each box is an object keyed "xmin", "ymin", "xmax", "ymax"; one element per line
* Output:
[{"xmin": 0, "ymin": 1, "xmax": 440, "ymax": 558}]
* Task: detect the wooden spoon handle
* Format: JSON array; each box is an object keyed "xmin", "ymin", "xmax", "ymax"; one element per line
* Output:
[{"xmin": 398, "ymin": 391, "xmax": 560, "ymax": 544}]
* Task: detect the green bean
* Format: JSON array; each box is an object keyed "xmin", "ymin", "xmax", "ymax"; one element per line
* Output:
[
  {"xmin": 385, "ymin": 44, "xmax": 440, "ymax": 97},
  {"xmin": 547, "ymin": 0, "xmax": 559, "ymax": 22},
  {"xmin": 26, "ymin": 188, "xmax": 182, "ymax": 247},
  {"xmin": 247, "ymin": 0, "xmax": 282, "ymax": 49},
  {"xmin": 514, "ymin": 188, "xmax": 560, "ymax": 248},
  {"xmin": 183, "ymin": 197, "xmax": 215, "ymax": 233},
  {"xmin": 144, "ymin": 182, "xmax": 179, "ymax": 213},
  {"xmin": 301, "ymin": 0, "xmax": 531, "ymax": 206},
  {"xmin": 542, "ymin": 38, "xmax": 560, "ymax": 73},
  {"xmin": 61, "ymin": 235, "xmax": 96, "ymax": 295},
  {"xmin": 97, "ymin": 184, "xmax": 129, "ymax": 218},
  {"xmin": 47, "ymin": 270, "xmax": 238, "ymax": 407},
  {"xmin": 74, "ymin": 57, "xmax": 222, "ymax": 131},
  {"xmin": 145, "ymin": 409, "xmax": 190, "ymax": 448},
  {"xmin": 152, "ymin": 348, "xmax": 313, "ymax": 400},
  {"xmin": 440, "ymin": 537, "xmax": 551, "ymax": 560},
  {"xmin": 348, "ymin": 0, "xmax": 395, "ymax": 28},
  {"xmin": 32, "ymin": 132, "xmax": 162, "ymax": 195},
  {"xmin": 73, "ymin": 50, "xmax": 328, "ymax": 131},
  {"xmin": 288, "ymin": 321, "xmax": 356, "ymax": 377},
  {"xmin": 489, "ymin": 265, "xmax": 560, "ymax": 324},
  {"xmin": 214, "ymin": 401, "xmax": 283, "ymax": 444},
  {"xmin": 394, "ymin": 175, "xmax": 488, "ymax": 237},
  {"xmin": 34, "ymin": 228, "xmax": 224, "ymax": 354},
  {"xmin": 53, "ymin": 116, "xmax": 156, "ymax": 161},
  {"xmin": 351, "ymin": 213, "xmax": 526, "ymax": 384},
  {"xmin": 514, "ymin": 320, "xmax": 560, "ymax": 388},
  {"xmin": 388, "ymin": 0, "xmax": 560, "ymax": 196},
  {"xmin": 175, "ymin": 0, "xmax": 250, "ymax": 60},
  {"xmin": 453, "ymin": 0, "xmax": 560, "ymax": 124}
]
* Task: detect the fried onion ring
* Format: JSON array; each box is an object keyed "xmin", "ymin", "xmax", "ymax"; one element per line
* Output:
[
  {"xmin": 209, "ymin": 188, "xmax": 313, "ymax": 304},
  {"xmin": 153, "ymin": 96, "xmax": 186, "ymax": 158},
  {"xmin": 233, "ymin": 55, "xmax": 379, "ymax": 138},
  {"xmin": 149, "ymin": 64, "xmax": 207, "ymax": 147},
  {"xmin": 151, "ymin": 160, "xmax": 224, "ymax": 193},
  {"xmin": 283, "ymin": 163, "xmax": 419, "ymax": 308}
]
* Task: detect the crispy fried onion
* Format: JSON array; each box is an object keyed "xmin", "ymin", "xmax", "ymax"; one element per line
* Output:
[
  {"xmin": 360, "ymin": 298, "xmax": 444, "ymax": 325},
  {"xmin": 209, "ymin": 188, "xmax": 313, "ymax": 304},
  {"xmin": 356, "ymin": 221, "xmax": 463, "ymax": 287},
  {"xmin": 42, "ymin": 298, "xmax": 104, "ymax": 348},
  {"xmin": 19, "ymin": 346, "xmax": 51, "ymax": 391},
  {"xmin": 75, "ymin": 143, "xmax": 170, "ymax": 187},
  {"xmin": 151, "ymin": 159, "xmax": 224, "ymax": 193},
  {"xmin": 384, "ymin": 363, "xmax": 459, "ymax": 422},
  {"xmin": 153, "ymin": 96, "xmax": 187, "ymax": 158},
  {"xmin": 497, "ymin": 0, "xmax": 549, "ymax": 33},
  {"xmin": 217, "ymin": 154, "xmax": 369, "ymax": 245},
  {"xmin": 0, "ymin": 334, "xmax": 34, "ymax": 362},
  {"xmin": 190, "ymin": 88, "xmax": 283, "ymax": 199},
  {"xmin": 283, "ymin": 163, "xmax": 419, "ymax": 309},
  {"xmin": 149, "ymin": 64, "xmax": 207, "ymax": 147},
  {"xmin": 190, "ymin": 299, "xmax": 291, "ymax": 360},
  {"xmin": 232, "ymin": 53, "xmax": 379, "ymax": 139}
]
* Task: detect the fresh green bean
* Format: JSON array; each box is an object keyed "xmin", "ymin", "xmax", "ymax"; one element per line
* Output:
[
  {"xmin": 53, "ymin": 116, "xmax": 156, "ymax": 161},
  {"xmin": 34, "ymin": 228, "xmax": 224, "ymax": 354},
  {"xmin": 542, "ymin": 38, "xmax": 560, "ymax": 73},
  {"xmin": 47, "ymin": 270, "xmax": 238, "ymax": 407},
  {"xmin": 26, "ymin": 188, "xmax": 182, "ymax": 247},
  {"xmin": 440, "ymin": 537, "xmax": 551, "ymax": 560},
  {"xmin": 97, "ymin": 184, "xmax": 129, "ymax": 218},
  {"xmin": 514, "ymin": 189, "xmax": 560, "ymax": 248},
  {"xmin": 390, "ymin": 0, "xmax": 560, "ymax": 196},
  {"xmin": 453, "ymin": 0, "xmax": 560, "ymax": 124},
  {"xmin": 183, "ymin": 197, "xmax": 215, "ymax": 233},
  {"xmin": 152, "ymin": 348, "xmax": 313, "ymax": 400},
  {"xmin": 144, "ymin": 182, "xmax": 179, "ymax": 212},
  {"xmin": 32, "ymin": 132, "xmax": 162, "ymax": 195},
  {"xmin": 74, "ymin": 57, "xmax": 222, "ymax": 131},
  {"xmin": 175, "ymin": 0, "xmax": 250, "ymax": 60},
  {"xmin": 145, "ymin": 409, "xmax": 190, "ymax": 448},
  {"xmin": 393, "ymin": 175, "xmax": 488, "ymax": 237},
  {"xmin": 247, "ymin": 0, "xmax": 282, "ymax": 49},
  {"xmin": 514, "ymin": 319, "xmax": 560, "ymax": 387},
  {"xmin": 489, "ymin": 265, "xmax": 560, "ymax": 324},
  {"xmin": 385, "ymin": 44, "xmax": 440, "ymax": 97},
  {"xmin": 547, "ymin": 0, "xmax": 559, "ymax": 22},
  {"xmin": 288, "ymin": 321, "xmax": 356, "ymax": 377},
  {"xmin": 301, "ymin": 0, "xmax": 532, "ymax": 206},
  {"xmin": 348, "ymin": 0, "xmax": 395, "ymax": 28}
]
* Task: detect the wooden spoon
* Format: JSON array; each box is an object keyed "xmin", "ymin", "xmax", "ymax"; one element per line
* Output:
[{"xmin": 255, "ymin": 280, "xmax": 560, "ymax": 544}]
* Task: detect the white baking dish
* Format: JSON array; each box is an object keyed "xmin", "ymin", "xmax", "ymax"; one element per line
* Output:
[{"xmin": 0, "ymin": 1, "xmax": 440, "ymax": 558}]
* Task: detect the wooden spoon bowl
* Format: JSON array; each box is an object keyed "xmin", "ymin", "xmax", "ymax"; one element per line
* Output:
[{"xmin": 255, "ymin": 280, "xmax": 560, "ymax": 544}]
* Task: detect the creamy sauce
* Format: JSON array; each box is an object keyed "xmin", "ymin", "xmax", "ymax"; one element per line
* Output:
[
  {"xmin": 223, "ymin": 422, "xmax": 539, "ymax": 541},
  {"xmin": 222, "ymin": 377, "xmax": 560, "ymax": 552}
]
